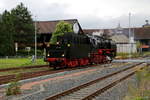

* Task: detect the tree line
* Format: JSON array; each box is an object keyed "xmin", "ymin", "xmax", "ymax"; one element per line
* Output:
[{"xmin": 0, "ymin": 3, "xmax": 34, "ymax": 56}]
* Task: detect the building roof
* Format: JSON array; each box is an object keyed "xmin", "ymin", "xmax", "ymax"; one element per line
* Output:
[
  {"xmin": 36, "ymin": 19, "xmax": 83, "ymax": 34},
  {"xmin": 134, "ymin": 27, "xmax": 150, "ymax": 39},
  {"xmin": 110, "ymin": 34, "xmax": 129, "ymax": 43},
  {"xmin": 84, "ymin": 27, "xmax": 150, "ymax": 40}
]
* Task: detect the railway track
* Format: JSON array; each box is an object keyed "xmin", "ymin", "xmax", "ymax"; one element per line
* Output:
[
  {"xmin": 0, "ymin": 63, "xmax": 123, "ymax": 85},
  {"xmin": 0, "ymin": 65, "xmax": 48, "ymax": 72},
  {"xmin": 45, "ymin": 63, "xmax": 145, "ymax": 100},
  {"xmin": 0, "ymin": 64, "xmax": 99, "ymax": 85},
  {"xmin": 0, "ymin": 67, "xmax": 88, "ymax": 85},
  {"xmin": 0, "ymin": 70, "xmax": 63, "ymax": 85},
  {"xmin": 0, "ymin": 63, "xmax": 125, "ymax": 85}
]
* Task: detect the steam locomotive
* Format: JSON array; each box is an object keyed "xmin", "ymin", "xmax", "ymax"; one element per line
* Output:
[{"xmin": 45, "ymin": 32, "xmax": 116, "ymax": 69}]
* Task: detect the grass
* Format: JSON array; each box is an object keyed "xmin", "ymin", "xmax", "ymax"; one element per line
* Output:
[
  {"xmin": 116, "ymin": 52, "xmax": 141, "ymax": 59},
  {"xmin": 142, "ymin": 52, "xmax": 150, "ymax": 56},
  {"xmin": 116, "ymin": 51, "xmax": 150, "ymax": 59},
  {"xmin": 0, "ymin": 58, "xmax": 47, "ymax": 69},
  {"xmin": 124, "ymin": 65, "xmax": 150, "ymax": 100}
]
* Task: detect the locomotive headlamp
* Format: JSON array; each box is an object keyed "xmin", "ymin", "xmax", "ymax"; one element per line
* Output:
[
  {"xmin": 62, "ymin": 54, "xmax": 65, "ymax": 57},
  {"xmin": 47, "ymin": 44, "xmax": 50, "ymax": 47},
  {"xmin": 56, "ymin": 42, "xmax": 60, "ymax": 45},
  {"xmin": 47, "ymin": 53, "xmax": 50, "ymax": 56},
  {"xmin": 67, "ymin": 44, "xmax": 71, "ymax": 47}
]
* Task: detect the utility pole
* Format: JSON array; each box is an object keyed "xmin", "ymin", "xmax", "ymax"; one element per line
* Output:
[
  {"xmin": 34, "ymin": 16, "xmax": 37, "ymax": 62},
  {"xmin": 129, "ymin": 13, "xmax": 131, "ymax": 40},
  {"xmin": 129, "ymin": 13, "xmax": 131, "ymax": 58}
]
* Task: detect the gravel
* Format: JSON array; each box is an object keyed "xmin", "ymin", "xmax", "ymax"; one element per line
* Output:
[
  {"xmin": 3, "ymin": 62, "xmax": 140, "ymax": 100},
  {"xmin": 57, "ymin": 65, "xmax": 136, "ymax": 100},
  {"xmin": 93, "ymin": 75, "xmax": 137, "ymax": 100}
]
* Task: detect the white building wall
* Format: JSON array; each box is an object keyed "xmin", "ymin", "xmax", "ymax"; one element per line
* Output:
[{"xmin": 117, "ymin": 43, "xmax": 137, "ymax": 53}]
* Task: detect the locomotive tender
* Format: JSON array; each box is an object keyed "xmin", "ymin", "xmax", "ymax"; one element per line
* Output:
[{"xmin": 45, "ymin": 32, "xmax": 116, "ymax": 69}]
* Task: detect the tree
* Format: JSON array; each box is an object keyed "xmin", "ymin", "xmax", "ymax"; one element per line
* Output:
[
  {"xmin": 11, "ymin": 3, "xmax": 34, "ymax": 46},
  {"xmin": 50, "ymin": 21, "xmax": 73, "ymax": 44},
  {"xmin": 0, "ymin": 3, "xmax": 35, "ymax": 56},
  {"xmin": 0, "ymin": 10, "xmax": 15, "ymax": 56}
]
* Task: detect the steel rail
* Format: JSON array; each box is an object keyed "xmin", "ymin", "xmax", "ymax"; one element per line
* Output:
[
  {"xmin": 81, "ymin": 72, "xmax": 135, "ymax": 100},
  {"xmin": 0, "ymin": 65, "xmax": 49, "ymax": 72},
  {"xmin": 45, "ymin": 63, "xmax": 143, "ymax": 100},
  {"xmin": 0, "ymin": 64, "xmax": 100, "ymax": 85}
]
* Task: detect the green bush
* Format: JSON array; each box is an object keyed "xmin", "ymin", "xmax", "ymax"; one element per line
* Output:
[
  {"xmin": 6, "ymin": 73, "xmax": 22, "ymax": 96},
  {"xmin": 6, "ymin": 81, "xmax": 21, "ymax": 96}
]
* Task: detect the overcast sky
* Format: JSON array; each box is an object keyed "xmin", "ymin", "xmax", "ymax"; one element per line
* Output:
[{"xmin": 0, "ymin": 0, "xmax": 150, "ymax": 29}]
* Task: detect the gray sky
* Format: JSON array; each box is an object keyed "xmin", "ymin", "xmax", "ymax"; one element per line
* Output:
[{"xmin": 0, "ymin": 0, "xmax": 150, "ymax": 29}]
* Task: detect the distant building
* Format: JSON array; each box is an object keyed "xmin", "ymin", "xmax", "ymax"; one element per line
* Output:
[
  {"xmin": 110, "ymin": 34, "xmax": 136, "ymax": 53},
  {"xmin": 134, "ymin": 27, "xmax": 150, "ymax": 51},
  {"xmin": 143, "ymin": 20, "xmax": 150, "ymax": 28},
  {"xmin": 115, "ymin": 23, "xmax": 123, "ymax": 34},
  {"xmin": 83, "ymin": 23, "xmax": 137, "ymax": 53},
  {"xmin": 84, "ymin": 20, "xmax": 150, "ymax": 52}
]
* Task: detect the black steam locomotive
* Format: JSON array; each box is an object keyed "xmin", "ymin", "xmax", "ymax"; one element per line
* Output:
[{"xmin": 45, "ymin": 32, "xmax": 116, "ymax": 69}]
